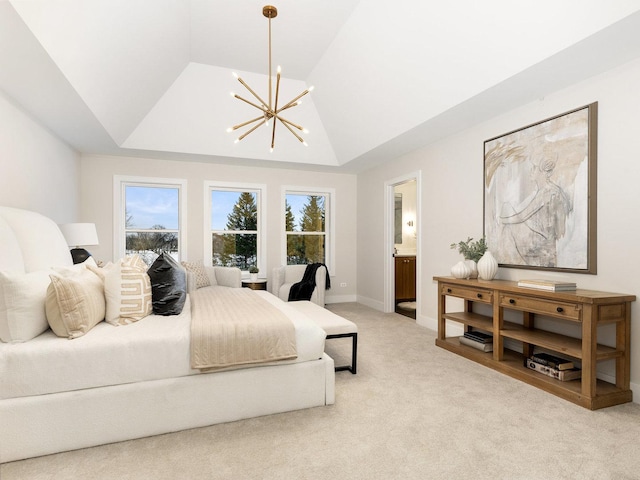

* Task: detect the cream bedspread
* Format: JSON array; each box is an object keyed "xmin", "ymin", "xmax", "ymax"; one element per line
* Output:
[{"xmin": 190, "ymin": 286, "xmax": 297, "ymax": 370}]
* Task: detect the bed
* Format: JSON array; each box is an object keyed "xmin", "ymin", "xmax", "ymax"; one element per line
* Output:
[{"xmin": 0, "ymin": 206, "xmax": 335, "ymax": 463}]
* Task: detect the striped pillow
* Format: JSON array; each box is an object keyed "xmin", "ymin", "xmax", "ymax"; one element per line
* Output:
[{"xmin": 45, "ymin": 268, "xmax": 105, "ymax": 339}]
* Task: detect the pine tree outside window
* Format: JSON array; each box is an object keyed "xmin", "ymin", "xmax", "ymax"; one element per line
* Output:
[
  {"xmin": 284, "ymin": 188, "xmax": 334, "ymax": 272},
  {"xmin": 207, "ymin": 183, "xmax": 265, "ymax": 273}
]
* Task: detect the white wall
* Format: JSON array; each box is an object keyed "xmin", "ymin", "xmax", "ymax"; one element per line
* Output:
[
  {"xmin": 357, "ymin": 57, "xmax": 640, "ymax": 390},
  {"xmin": 79, "ymin": 154, "xmax": 358, "ymax": 303},
  {"xmin": 0, "ymin": 90, "xmax": 79, "ymax": 222}
]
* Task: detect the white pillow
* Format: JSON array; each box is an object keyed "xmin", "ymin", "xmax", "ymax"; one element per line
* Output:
[
  {"xmin": 0, "ymin": 270, "xmax": 52, "ymax": 343},
  {"xmin": 90, "ymin": 255, "xmax": 152, "ymax": 325},
  {"xmin": 45, "ymin": 268, "xmax": 105, "ymax": 339}
]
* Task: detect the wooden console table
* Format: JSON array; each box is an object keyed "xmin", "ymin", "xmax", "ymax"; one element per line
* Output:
[{"xmin": 434, "ymin": 276, "xmax": 635, "ymax": 410}]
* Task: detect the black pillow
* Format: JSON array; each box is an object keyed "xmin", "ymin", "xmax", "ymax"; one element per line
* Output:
[{"xmin": 147, "ymin": 253, "xmax": 187, "ymax": 315}]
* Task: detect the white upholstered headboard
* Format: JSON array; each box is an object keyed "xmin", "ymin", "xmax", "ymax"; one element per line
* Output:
[{"xmin": 0, "ymin": 207, "xmax": 72, "ymax": 273}]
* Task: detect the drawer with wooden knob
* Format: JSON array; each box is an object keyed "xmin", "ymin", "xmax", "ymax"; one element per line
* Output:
[
  {"xmin": 499, "ymin": 293, "xmax": 581, "ymax": 321},
  {"xmin": 440, "ymin": 284, "xmax": 493, "ymax": 304}
]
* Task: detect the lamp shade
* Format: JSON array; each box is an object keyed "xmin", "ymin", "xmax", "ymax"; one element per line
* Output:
[{"xmin": 59, "ymin": 223, "xmax": 99, "ymax": 247}]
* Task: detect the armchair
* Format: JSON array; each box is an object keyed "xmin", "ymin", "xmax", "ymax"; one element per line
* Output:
[
  {"xmin": 185, "ymin": 265, "xmax": 242, "ymax": 293},
  {"xmin": 272, "ymin": 264, "xmax": 327, "ymax": 307}
]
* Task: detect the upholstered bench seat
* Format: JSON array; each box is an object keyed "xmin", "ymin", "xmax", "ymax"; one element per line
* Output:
[{"xmin": 287, "ymin": 301, "xmax": 357, "ymax": 374}]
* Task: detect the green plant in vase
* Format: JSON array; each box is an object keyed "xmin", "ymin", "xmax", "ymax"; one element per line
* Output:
[
  {"xmin": 450, "ymin": 237, "xmax": 487, "ymax": 262},
  {"xmin": 249, "ymin": 265, "xmax": 259, "ymax": 280},
  {"xmin": 450, "ymin": 237, "xmax": 487, "ymax": 279}
]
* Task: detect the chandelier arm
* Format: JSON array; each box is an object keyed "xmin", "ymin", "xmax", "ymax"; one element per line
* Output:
[
  {"xmin": 274, "ymin": 69, "xmax": 281, "ymax": 114},
  {"xmin": 231, "ymin": 115, "xmax": 266, "ymax": 131},
  {"xmin": 237, "ymin": 119, "xmax": 268, "ymax": 142},
  {"xmin": 237, "ymin": 77, "xmax": 269, "ymax": 110},
  {"xmin": 270, "ymin": 116, "xmax": 277, "ymax": 150},
  {"xmin": 278, "ymin": 118, "xmax": 305, "ymax": 143},
  {"xmin": 276, "ymin": 89, "xmax": 311, "ymax": 113},
  {"xmin": 275, "ymin": 114, "xmax": 303, "ymax": 131},
  {"xmin": 269, "ymin": 68, "xmax": 282, "ymax": 150},
  {"xmin": 277, "ymin": 102, "xmax": 300, "ymax": 113},
  {"xmin": 233, "ymin": 94, "xmax": 268, "ymax": 113}
]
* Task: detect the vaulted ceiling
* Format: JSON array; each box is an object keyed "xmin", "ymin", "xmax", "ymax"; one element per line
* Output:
[{"xmin": 2, "ymin": 1, "xmax": 640, "ymax": 172}]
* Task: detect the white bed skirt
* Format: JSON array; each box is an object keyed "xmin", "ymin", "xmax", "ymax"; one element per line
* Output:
[{"xmin": 1, "ymin": 354, "xmax": 335, "ymax": 463}]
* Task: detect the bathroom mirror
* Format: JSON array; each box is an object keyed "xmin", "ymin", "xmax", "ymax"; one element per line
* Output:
[{"xmin": 394, "ymin": 193, "xmax": 402, "ymax": 244}]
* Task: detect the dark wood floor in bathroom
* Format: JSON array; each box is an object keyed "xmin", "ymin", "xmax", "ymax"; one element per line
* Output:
[{"xmin": 395, "ymin": 305, "xmax": 416, "ymax": 319}]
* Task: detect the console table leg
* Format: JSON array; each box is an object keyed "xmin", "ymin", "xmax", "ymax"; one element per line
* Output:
[{"xmin": 582, "ymin": 305, "xmax": 597, "ymax": 400}]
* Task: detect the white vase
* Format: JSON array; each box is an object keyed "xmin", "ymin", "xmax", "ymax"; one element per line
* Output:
[
  {"xmin": 451, "ymin": 260, "xmax": 471, "ymax": 279},
  {"xmin": 477, "ymin": 251, "xmax": 498, "ymax": 280},
  {"xmin": 465, "ymin": 260, "xmax": 478, "ymax": 279},
  {"xmin": 250, "ymin": 273, "xmax": 258, "ymax": 281}
]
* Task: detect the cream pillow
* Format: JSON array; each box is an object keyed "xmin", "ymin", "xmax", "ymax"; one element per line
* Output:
[
  {"xmin": 45, "ymin": 268, "xmax": 105, "ymax": 339},
  {"xmin": 0, "ymin": 270, "xmax": 52, "ymax": 343},
  {"xmin": 181, "ymin": 260, "xmax": 211, "ymax": 289},
  {"xmin": 91, "ymin": 255, "xmax": 152, "ymax": 325}
]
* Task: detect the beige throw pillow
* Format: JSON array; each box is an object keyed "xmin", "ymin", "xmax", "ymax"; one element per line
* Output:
[
  {"xmin": 91, "ymin": 255, "xmax": 152, "ymax": 325},
  {"xmin": 181, "ymin": 261, "xmax": 211, "ymax": 289},
  {"xmin": 46, "ymin": 268, "xmax": 105, "ymax": 339}
]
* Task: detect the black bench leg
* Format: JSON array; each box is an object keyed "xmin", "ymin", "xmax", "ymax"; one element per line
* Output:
[{"xmin": 328, "ymin": 333, "xmax": 357, "ymax": 374}]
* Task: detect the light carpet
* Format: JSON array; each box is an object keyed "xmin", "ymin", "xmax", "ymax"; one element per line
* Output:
[{"xmin": 3, "ymin": 302, "xmax": 640, "ymax": 480}]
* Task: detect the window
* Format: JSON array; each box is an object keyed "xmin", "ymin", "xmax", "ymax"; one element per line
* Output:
[
  {"xmin": 283, "ymin": 187, "xmax": 335, "ymax": 273},
  {"xmin": 205, "ymin": 182, "xmax": 266, "ymax": 273},
  {"xmin": 114, "ymin": 176, "xmax": 187, "ymax": 266}
]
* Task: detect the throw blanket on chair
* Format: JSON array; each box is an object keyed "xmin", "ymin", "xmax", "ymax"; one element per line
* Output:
[
  {"xmin": 190, "ymin": 287, "xmax": 297, "ymax": 371},
  {"xmin": 288, "ymin": 263, "xmax": 331, "ymax": 302}
]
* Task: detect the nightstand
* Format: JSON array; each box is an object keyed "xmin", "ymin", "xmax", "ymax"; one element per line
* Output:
[{"xmin": 242, "ymin": 279, "xmax": 267, "ymax": 291}]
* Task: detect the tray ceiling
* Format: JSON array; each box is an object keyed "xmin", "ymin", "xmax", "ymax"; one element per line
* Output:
[{"xmin": 2, "ymin": 1, "xmax": 640, "ymax": 172}]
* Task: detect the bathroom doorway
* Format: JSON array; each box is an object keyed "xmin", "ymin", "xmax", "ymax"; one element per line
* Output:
[
  {"xmin": 384, "ymin": 172, "xmax": 421, "ymax": 319},
  {"xmin": 393, "ymin": 180, "xmax": 417, "ymax": 318}
]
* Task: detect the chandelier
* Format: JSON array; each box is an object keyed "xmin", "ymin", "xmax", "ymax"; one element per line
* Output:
[{"xmin": 227, "ymin": 5, "xmax": 313, "ymax": 151}]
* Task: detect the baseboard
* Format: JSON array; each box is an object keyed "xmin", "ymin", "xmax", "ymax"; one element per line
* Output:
[
  {"xmin": 355, "ymin": 295, "xmax": 384, "ymax": 311},
  {"xmin": 630, "ymin": 381, "xmax": 640, "ymax": 405},
  {"xmin": 325, "ymin": 294, "xmax": 357, "ymax": 304},
  {"xmin": 416, "ymin": 314, "xmax": 438, "ymax": 333}
]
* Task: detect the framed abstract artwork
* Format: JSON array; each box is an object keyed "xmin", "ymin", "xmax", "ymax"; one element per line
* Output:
[{"xmin": 483, "ymin": 103, "xmax": 597, "ymax": 274}]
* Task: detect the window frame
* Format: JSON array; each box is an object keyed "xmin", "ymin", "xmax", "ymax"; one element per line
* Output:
[
  {"xmin": 204, "ymin": 181, "xmax": 267, "ymax": 276},
  {"xmin": 281, "ymin": 186, "xmax": 335, "ymax": 274},
  {"xmin": 113, "ymin": 175, "xmax": 188, "ymax": 263}
]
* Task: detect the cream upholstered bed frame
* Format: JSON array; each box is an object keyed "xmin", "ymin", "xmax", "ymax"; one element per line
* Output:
[
  {"xmin": 3, "ymin": 353, "xmax": 335, "ymax": 462},
  {"xmin": 0, "ymin": 207, "xmax": 335, "ymax": 463}
]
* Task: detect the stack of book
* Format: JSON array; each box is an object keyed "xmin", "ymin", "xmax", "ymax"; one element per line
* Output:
[
  {"xmin": 525, "ymin": 352, "xmax": 581, "ymax": 381},
  {"xmin": 517, "ymin": 279, "xmax": 577, "ymax": 292},
  {"xmin": 458, "ymin": 331, "xmax": 493, "ymax": 352}
]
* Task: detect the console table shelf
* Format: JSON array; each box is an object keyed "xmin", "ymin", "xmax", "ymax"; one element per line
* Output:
[
  {"xmin": 443, "ymin": 311, "xmax": 493, "ymax": 331},
  {"xmin": 434, "ymin": 276, "xmax": 635, "ymax": 410}
]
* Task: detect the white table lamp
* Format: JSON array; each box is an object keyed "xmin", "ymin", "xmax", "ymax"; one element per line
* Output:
[{"xmin": 59, "ymin": 223, "xmax": 99, "ymax": 264}]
